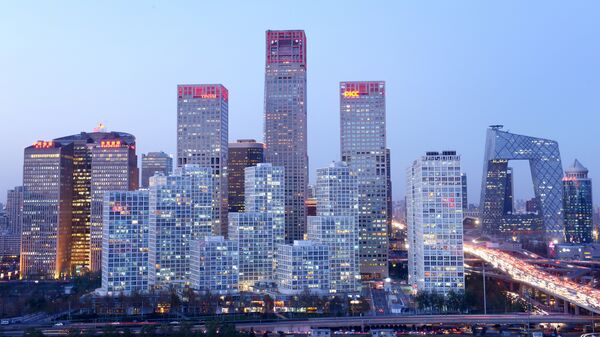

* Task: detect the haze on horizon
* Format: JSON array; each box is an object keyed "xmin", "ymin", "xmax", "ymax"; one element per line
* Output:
[{"xmin": 1, "ymin": 1, "xmax": 600, "ymax": 205}]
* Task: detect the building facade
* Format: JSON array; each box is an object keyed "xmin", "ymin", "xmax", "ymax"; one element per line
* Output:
[
  {"xmin": 21, "ymin": 141, "xmax": 74, "ymax": 279},
  {"xmin": 177, "ymin": 84, "xmax": 229, "ymax": 236},
  {"xmin": 2, "ymin": 186, "xmax": 23, "ymax": 257},
  {"xmin": 275, "ymin": 240, "xmax": 330, "ymax": 295},
  {"xmin": 101, "ymin": 190, "xmax": 150, "ymax": 295},
  {"xmin": 148, "ymin": 165, "xmax": 213, "ymax": 289},
  {"xmin": 141, "ymin": 152, "xmax": 173, "ymax": 188},
  {"xmin": 190, "ymin": 236, "xmax": 239, "ymax": 294},
  {"xmin": 89, "ymin": 135, "xmax": 138, "ymax": 272},
  {"xmin": 407, "ymin": 151, "xmax": 465, "ymax": 294},
  {"xmin": 264, "ymin": 30, "xmax": 308, "ymax": 243},
  {"xmin": 563, "ymin": 159, "xmax": 594, "ymax": 244},
  {"xmin": 340, "ymin": 81, "xmax": 389, "ymax": 279},
  {"xmin": 227, "ymin": 139, "xmax": 264, "ymax": 213},
  {"xmin": 480, "ymin": 126, "xmax": 564, "ymax": 244}
]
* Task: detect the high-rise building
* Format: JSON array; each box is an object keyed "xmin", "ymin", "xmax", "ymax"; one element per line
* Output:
[
  {"xmin": 190, "ymin": 236, "xmax": 239, "ymax": 294},
  {"xmin": 89, "ymin": 135, "xmax": 138, "ymax": 272},
  {"xmin": 340, "ymin": 81, "xmax": 389, "ymax": 279},
  {"xmin": 275, "ymin": 240, "xmax": 330, "ymax": 295},
  {"xmin": 244, "ymin": 163, "xmax": 285, "ymax": 246},
  {"xmin": 480, "ymin": 126, "xmax": 564, "ymax": 244},
  {"xmin": 177, "ymin": 84, "xmax": 229, "ymax": 237},
  {"xmin": 2, "ymin": 186, "xmax": 23, "ymax": 257},
  {"xmin": 227, "ymin": 139, "xmax": 264, "ymax": 213},
  {"xmin": 21, "ymin": 141, "xmax": 74, "ymax": 279},
  {"xmin": 141, "ymin": 152, "xmax": 173, "ymax": 188},
  {"xmin": 461, "ymin": 173, "xmax": 468, "ymax": 213},
  {"xmin": 228, "ymin": 212, "xmax": 275, "ymax": 291},
  {"xmin": 563, "ymin": 159, "xmax": 594, "ymax": 244},
  {"xmin": 101, "ymin": 190, "xmax": 149, "ymax": 295},
  {"xmin": 386, "ymin": 149, "xmax": 393, "ymax": 234},
  {"xmin": 148, "ymin": 165, "xmax": 213, "ymax": 289},
  {"xmin": 264, "ymin": 30, "xmax": 308, "ymax": 243},
  {"xmin": 407, "ymin": 151, "xmax": 465, "ymax": 294},
  {"xmin": 307, "ymin": 161, "xmax": 360, "ymax": 293}
]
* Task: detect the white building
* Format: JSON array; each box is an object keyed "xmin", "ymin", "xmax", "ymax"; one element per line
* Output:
[
  {"xmin": 307, "ymin": 161, "xmax": 360, "ymax": 293},
  {"xmin": 101, "ymin": 190, "xmax": 150, "ymax": 295},
  {"xmin": 275, "ymin": 240, "xmax": 330, "ymax": 295},
  {"xmin": 229, "ymin": 212, "xmax": 275, "ymax": 291},
  {"xmin": 191, "ymin": 236, "xmax": 238, "ymax": 294},
  {"xmin": 148, "ymin": 165, "xmax": 213, "ymax": 289},
  {"xmin": 407, "ymin": 151, "xmax": 465, "ymax": 294}
]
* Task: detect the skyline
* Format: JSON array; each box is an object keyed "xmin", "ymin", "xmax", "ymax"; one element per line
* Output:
[{"xmin": 2, "ymin": 1, "xmax": 600, "ymax": 204}]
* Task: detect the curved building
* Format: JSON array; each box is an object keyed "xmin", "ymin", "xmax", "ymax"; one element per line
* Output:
[{"xmin": 480, "ymin": 126, "xmax": 564, "ymax": 244}]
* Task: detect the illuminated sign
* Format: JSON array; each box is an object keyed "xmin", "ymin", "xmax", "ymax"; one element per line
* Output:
[
  {"xmin": 100, "ymin": 140, "xmax": 122, "ymax": 148},
  {"xmin": 343, "ymin": 90, "xmax": 360, "ymax": 98},
  {"xmin": 33, "ymin": 141, "xmax": 54, "ymax": 149},
  {"xmin": 199, "ymin": 94, "xmax": 217, "ymax": 99}
]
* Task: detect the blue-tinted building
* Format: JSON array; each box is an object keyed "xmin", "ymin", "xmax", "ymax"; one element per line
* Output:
[{"xmin": 563, "ymin": 159, "xmax": 594, "ymax": 243}]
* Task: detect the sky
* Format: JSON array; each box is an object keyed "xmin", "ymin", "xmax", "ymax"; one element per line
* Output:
[{"xmin": 1, "ymin": 1, "xmax": 600, "ymax": 205}]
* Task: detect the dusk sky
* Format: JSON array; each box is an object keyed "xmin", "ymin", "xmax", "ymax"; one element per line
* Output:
[{"xmin": 2, "ymin": 1, "xmax": 600, "ymax": 204}]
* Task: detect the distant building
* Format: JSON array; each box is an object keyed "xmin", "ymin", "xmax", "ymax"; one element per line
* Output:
[
  {"xmin": 227, "ymin": 139, "xmax": 264, "ymax": 213},
  {"xmin": 407, "ymin": 151, "xmax": 465, "ymax": 294},
  {"xmin": 340, "ymin": 81, "xmax": 389, "ymax": 279},
  {"xmin": 191, "ymin": 236, "xmax": 239, "ymax": 294},
  {"xmin": 177, "ymin": 84, "xmax": 229, "ymax": 236},
  {"xmin": 148, "ymin": 165, "xmax": 213, "ymax": 289},
  {"xmin": 276, "ymin": 240, "xmax": 330, "ymax": 295},
  {"xmin": 141, "ymin": 152, "xmax": 173, "ymax": 188},
  {"xmin": 21, "ymin": 141, "xmax": 74, "ymax": 279},
  {"xmin": 563, "ymin": 159, "xmax": 594, "ymax": 243},
  {"xmin": 101, "ymin": 190, "xmax": 149, "ymax": 295},
  {"xmin": 264, "ymin": 30, "xmax": 308, "ymax": 243},
  {"xmin": 1, "ymin": 186, "xmax": 23, "ymax": 257},
  {"xmin": 461, "ymin": 173, "xmax": 468, "ymax": 213}
]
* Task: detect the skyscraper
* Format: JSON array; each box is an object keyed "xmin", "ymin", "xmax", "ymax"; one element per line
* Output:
[
  {"xmin": 2, "ymin": 186, "xmax": 23, "ymax": 257},
  {"xmin": 307, "ymin": 161, "xmax": 360, "ymax": 293},
  {"xmin": 148, "ymin": 165, "xmax": 213, "ymax": 289},
  {"xmin": 480, "ymin": 126, "xmax": 564, "ymax": 244},
  {"xmin": 190, "ymin": 236, "xmax": 239, "ymax": 294},
  {"xmin": 101, "ymin": 190, "xmax": 150, "ymax": 295},
  {"xmin": 21, "ymin": 141, "xmax": 74, "ymax": 279},
  {"xmin": 340, "ymin": 81, "xmax": 389, "ymax": 279},
  {"xmin": 141, "ymin": 152, "xmax": 173, "ymax": 188},
  {"xmin": 275, "ymin": 240, "xmax": 330, "ymax": 295},
  {"xmin": 227, "ymin": 139, "xmax": 264, "ymax": 213},
  {"xmin": 407, "ymin": 151, "xmax": 465, "ymax": 295},
  {"xmin": 177, "ymin": 84, "xmax": 228, "ymax": 237},
  {"xmin": 563, "ymin": 159, "xmax": 594, "ymax": 244},
  {"xmin": 89, "ymin": 135, "xmax": 138, "ymax": 272},
  {"xmin": 264, "ymin": 30, "xmax": 308, "ymax": 243}
]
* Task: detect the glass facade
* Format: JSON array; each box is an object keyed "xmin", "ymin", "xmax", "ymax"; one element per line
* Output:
[
  {"xmin": 227, "ymin": 139, "xmax": 264, "ymax": 213},
  {"xmin": 141, "ymin": 152, "xmax": 173, "ymax": 188},
  {"xmin": 275, "ymin": 240, "xmax": 330, "ymax": 295},
  {"xmin": 190, "ymin": 236, "xmax": 239, "ymax": 294},
  {"xmin": 563, "ymin": 159, "xmax": 594, "ymax": 243}
]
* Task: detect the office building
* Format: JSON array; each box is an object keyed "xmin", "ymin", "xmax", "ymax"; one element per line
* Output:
[
  {"xmin": 101, "ymin": 190, "xmax": 150, "ymax": 295},
  {"xmin": 141, "ymin": 152, "xmax": 173, "ymax": 188},
  {"xmin": 480, "ymin": 126, "xmax": 564, "ymax": 244},
  {"xmin": 340, "ymin": 81, "xmax": 389, "ymax": 279},
  {"xmin": 190, "ymin": 236, "xmax": 239, "ymax": 294},
  {"xmin": 407, "ymin": 151, "xmax": 465, "ymax": 294},
  {"xmin": 21, "ymin": 141, "xmax": 74, "ymax": 279},
  {"xmin": 89, "ymin": 135, "xmax": 138, "ymax": 272},
  {"xmin": 228, "ymin": 139, "xmax": 264, "ymax": 213},
  {"xmin": 275, "ymin": 240, "xmax": 330, "ymax": 295},
  {"xmin": 307, "ymin": 161, "xmax": 360, "ymax": 293},
  {"xmin": 461, "ymin": 173, "xmax": 468, "ymax": 213},
  {"xmin": 177, "ymin": 84, "xmax": 229, "ymax": 236},
  {"xmin": 148, "ymin": 165, "xmax": 213, "ymax": 289},
  {"xmin": 264, "ymin": 30, "xmax": 308, "ymax": 243},
  {"xmin": 563, "ymin": 159, "xmax": 594, "ymax": 243},
  {"xmin": 2, "ymin": 186, "xmax": 23, "ymax": 257}
]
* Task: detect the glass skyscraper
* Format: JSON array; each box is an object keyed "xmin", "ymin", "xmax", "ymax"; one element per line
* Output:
[
  {"xmin": 563, "ymin": 159, "xmax": 593, "ymax": 243},
  {"xmin": 407, "ymin": 151, "xmax": 465, "ymax": 295},
  {"xmin": 480, "ymin": 126, "xmax": 564, "ymax": 244},
  {"xmin": 340, "ymin": 81, "xmax": 389, "ymax": 279},
  {"xmin": 264, "ymin": 30, "xmax": 308, "ymax": 243},
  {"xmin": 227, "ymin": 139, "xmax": 264, "ymax": 213},
  {"xmin": 141, "ymin": 151, "xmax": 173, "ymax": 188},
  {"xmin": 177, "ymin": 84, "xmax": 229, "ymax": 237}
]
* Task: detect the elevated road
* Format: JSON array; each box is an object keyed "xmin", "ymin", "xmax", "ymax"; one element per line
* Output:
[{"xmin": 464, "ymin": 243, "xmax": 600, "ymax": 314}]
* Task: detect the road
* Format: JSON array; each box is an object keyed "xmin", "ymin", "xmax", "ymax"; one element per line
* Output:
[{"xmin": 465, "ymin": 243, "xmax": 600, "ymax": 314}]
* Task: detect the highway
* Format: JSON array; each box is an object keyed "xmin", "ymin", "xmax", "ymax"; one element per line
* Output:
[{"xmin": 465, "ymin": 243, "xmax": 600, "ymax": 314}]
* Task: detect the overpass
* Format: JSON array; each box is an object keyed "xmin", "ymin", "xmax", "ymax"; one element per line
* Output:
[{"xmin": 464, "ymin": 243, "xmax": 600, "ymax": 314}]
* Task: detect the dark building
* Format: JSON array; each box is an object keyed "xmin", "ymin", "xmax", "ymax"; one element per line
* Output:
[
  {"xmin": 461, "ymin": 173, "xmax": 468, "ymax": 212},
  {"xmin": 141, "ymin": 152, "xmax": 173, "ymax": 188},
  {"xmin": 386, "ymin": 148, "xmax": 393, "ymax": 234},
  {"xmin": 227, "ymin": 139, "xmax": 264, "ymax": 213},
  {"xmin": 563, "ymin": 159, "xmax": 593, "ymax": 243}
]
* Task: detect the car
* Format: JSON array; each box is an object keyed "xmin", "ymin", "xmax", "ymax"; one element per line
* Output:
[
  {"xmin": 0, "ymin": 320, "xmax": 9, "ymax": 325},
  {"xmin": 54, "ymin": 322, "xmax": 64, "ymax": 327}
]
